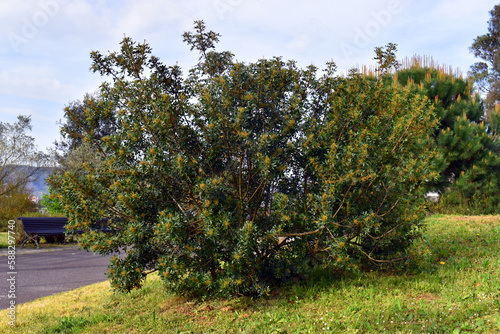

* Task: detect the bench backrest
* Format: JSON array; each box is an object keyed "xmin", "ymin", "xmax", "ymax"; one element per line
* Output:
[{"xmin": 18, "ymin": 217, "xmax": 68, "ymax": 236}]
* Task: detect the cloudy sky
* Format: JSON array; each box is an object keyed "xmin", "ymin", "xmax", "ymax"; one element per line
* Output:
[{"xmin": 0, "ymin": 0, "xmax": 497, "ymax": 151}]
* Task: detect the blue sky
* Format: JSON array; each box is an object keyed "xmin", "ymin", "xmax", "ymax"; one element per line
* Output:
[{"xmin": 0, "ymin": 0, "xmax": 497, "ymax": 152}]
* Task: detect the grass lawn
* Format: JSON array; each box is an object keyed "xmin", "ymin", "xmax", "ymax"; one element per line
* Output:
[
  {"xmin": 0, "ymin": 232, "xmax": 75, "ymax": 250},
  {"xmin": 0, "ymin": 232, "xmax": 8, "ymax": 248},
  {"xmin": 1, "ymin": 215, "xmax": 499, "ymax": 333}
]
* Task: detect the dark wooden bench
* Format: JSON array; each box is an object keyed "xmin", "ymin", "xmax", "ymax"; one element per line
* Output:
[{"xmin": 18, "ymin": 217, "xmax": 75, "ymax": 248}]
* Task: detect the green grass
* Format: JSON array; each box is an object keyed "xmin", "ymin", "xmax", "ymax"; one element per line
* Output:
[
  {"xmin": 0, "ymin": 232, "xmax": 75, "ymax": 249},
  {"xmin": 1, "ymin": 215, "xmax": 500, "ymax": 333},
  {"xmin": 0, "ymin": 232, "xmax": 7, "ymax": 248}
]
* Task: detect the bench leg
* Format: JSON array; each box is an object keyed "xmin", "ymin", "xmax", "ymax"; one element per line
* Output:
[{"xmin": 21, "ymin": 233, "xmax": 39, "ymax": 249}]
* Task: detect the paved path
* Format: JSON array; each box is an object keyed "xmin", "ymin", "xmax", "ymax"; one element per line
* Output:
[{"xmin": 0, "ymin": 246, "xmax": 113, "ymax": 309}]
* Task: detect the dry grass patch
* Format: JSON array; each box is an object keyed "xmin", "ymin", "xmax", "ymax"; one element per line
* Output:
[{"xmin": 414, "ymin": 293, "xmax": 440, "ymax": 302}]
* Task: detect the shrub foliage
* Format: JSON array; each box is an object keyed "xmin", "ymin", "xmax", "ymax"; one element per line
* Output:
[
  {"xmin": 0, "ymin": 185, "xmax": 38, "ymax": 232},
  {"xmin": 49, "ymin": 22, "xmax": 438, "ymax": 296}
]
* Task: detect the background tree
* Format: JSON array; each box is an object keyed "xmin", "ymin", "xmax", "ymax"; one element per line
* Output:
[
  {"xmin": 0, "ymin": 185, "xmax": 38, "ymax": 231},
  {"xmin": 48, "ymin": 91, "xmax": 114, "ymax": 215},
  {"xmin": 0, "ymin": 116, "xmax": 48, "ymax": 197},
  {"xmin": 467, "ymin": 4, "xmax": 500, "ymax": 212},
  {"xmin": 385, "ymin": 54, "xmax": 500, "ymax": 213},
  {"xmin": 44, "ymin": 142, "xmax": 105, "ymax": 215},
  {"xmin": 470, "ymin": 4, "xmax": 500, "ymax": 121},
  {"xmin": 0, "ymin": 116, "xmax": 48, "ymax": 227},
  {"xmin": 55, "ymin": 94, "xmax": 118, "ymax": 153},
  {"xmin": 52, "ymin": 94, "xmax": 117, "ymax": 171},
  {"xmin": 40, "ymin": 190, "xmax": 63, "ymax": 215},
  {"xmin": 50, "ymin": 22, "xmax": 438, "ymax": 297}
]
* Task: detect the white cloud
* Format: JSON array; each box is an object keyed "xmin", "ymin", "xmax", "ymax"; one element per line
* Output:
[
  {"xmin": 0, "ymin": 69, "xmax": 80, "ymax": 103},
  {"xmin": 390, "ymin": 0, "xmax": 492, "ymax": 73}
]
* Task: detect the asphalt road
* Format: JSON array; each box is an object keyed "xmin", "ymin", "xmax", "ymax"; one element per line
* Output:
[{"xmin": 0, "ymin": 247, "xmax": 113, "ymax": 310}]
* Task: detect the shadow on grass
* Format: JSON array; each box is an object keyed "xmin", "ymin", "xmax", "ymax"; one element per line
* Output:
[{"xmin": 276, "ymin": 215, "xmax": 500, "ymax": 305}]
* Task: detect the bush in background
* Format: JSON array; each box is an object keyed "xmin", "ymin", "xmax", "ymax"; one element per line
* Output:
[{"xmin": 0, "ymin": 186, "xmax": 38, "ymax": 232}]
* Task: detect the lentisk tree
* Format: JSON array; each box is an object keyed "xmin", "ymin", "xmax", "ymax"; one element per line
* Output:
[{"xmin": 50, "ymin": 22, "xmax": 438, "ymax": 297}]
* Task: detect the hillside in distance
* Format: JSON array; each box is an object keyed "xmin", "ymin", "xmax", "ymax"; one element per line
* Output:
[
  {"xmin": 6, "ymin": 166, "xmax": 53, "ymax": 199},
  {"xmin": 27, "ymin": 167, "xmax": 53, "ymax": 198}
]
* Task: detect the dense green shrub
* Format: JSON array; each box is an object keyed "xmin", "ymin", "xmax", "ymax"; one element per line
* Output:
[
  {"xmin": 49, "ymin": 22, "xmax": 438, "ymax": 297},
  {"xmin": 303, "ymin": 72, "xmax": 438, "ymax": 269},
  {"xmin": 41, "ymin": 187, "xmax": 64, "ymax": 215}
]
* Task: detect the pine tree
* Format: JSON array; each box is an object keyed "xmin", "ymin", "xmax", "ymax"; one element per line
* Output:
[{"xmin": 389, "ymin": 56, "xmax": 500, "ymax": 213}]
